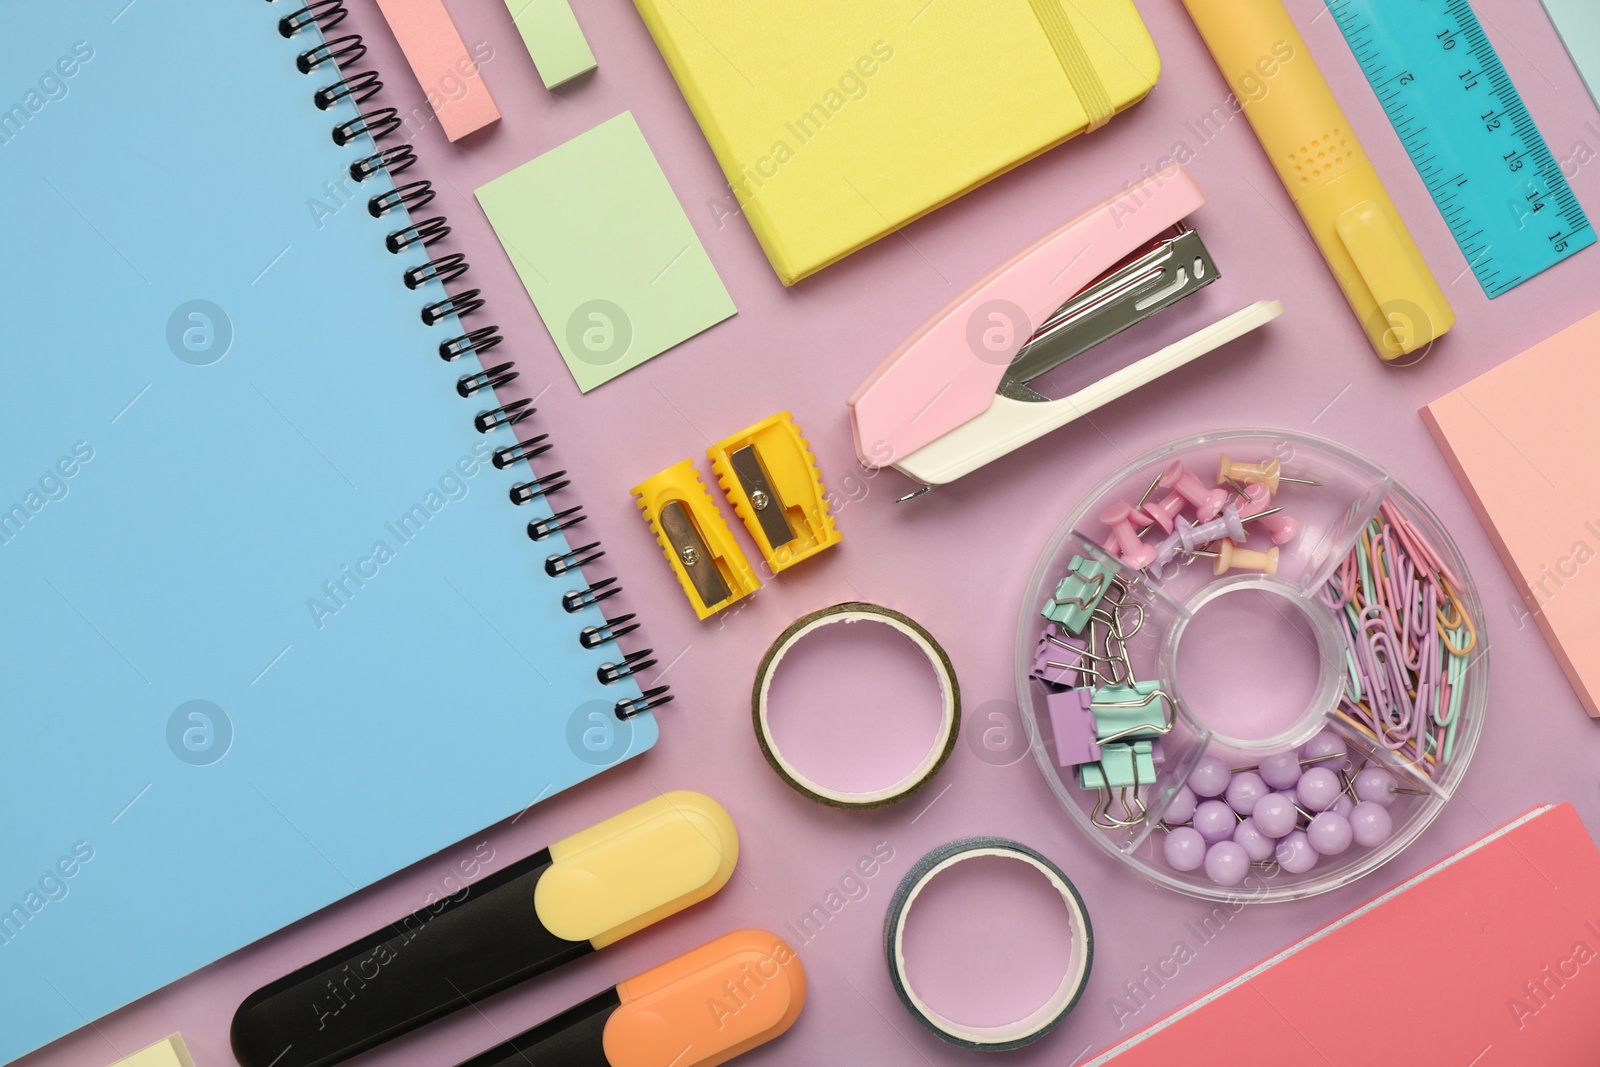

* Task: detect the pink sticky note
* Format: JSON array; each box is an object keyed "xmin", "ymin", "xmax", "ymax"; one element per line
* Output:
[
  {"xmin": 1424, "ymin": 310, "xmax": 1600, "ymax": 718},
  {"xmin": 1087, "ymin": 804, "xmax": 1600, "ymax": 1067},
  {"xmin": 373, "ymin": 0, "xmax": 499, "ymax": 142}
]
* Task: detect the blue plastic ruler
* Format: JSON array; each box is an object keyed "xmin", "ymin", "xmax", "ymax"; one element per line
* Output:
[{"xmin": 1326, "ymin": 0, "xmax": 1595, "ymax": 297}]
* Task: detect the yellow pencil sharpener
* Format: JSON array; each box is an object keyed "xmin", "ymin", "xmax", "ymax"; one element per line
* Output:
[
  {"xmin": 708, "ymin": 412, "xmax": 842, "ymax": 575},
  {"xmin": 632, "ymin": 459, "xmax": 760, "ymax": 620}
]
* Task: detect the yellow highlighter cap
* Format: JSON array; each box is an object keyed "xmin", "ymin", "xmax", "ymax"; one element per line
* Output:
[
  {"xmin": 1334, "ymin": 197, "xmax": 1455, "ymax": 359},
  {"xmin": 534, "ymin": 791, "xmax": 738, "ymax": 948}
]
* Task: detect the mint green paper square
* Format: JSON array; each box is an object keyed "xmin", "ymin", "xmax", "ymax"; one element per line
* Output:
[
  {"xmin": 504, "ymin": 0, "xmax": 597, "ymax": 88},
  {"xmin": 475, "ymin": 112, "xmax": 736, "ymax": 392},
  {"xmin": 1543, "ymin": 0, "xmax": 1600, "ymax": 109}
]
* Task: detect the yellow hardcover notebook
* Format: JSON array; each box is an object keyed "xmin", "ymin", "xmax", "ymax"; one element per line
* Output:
[{"xmin": 631, "ymin": 0, "xmax": 1160, "ymax": 284}]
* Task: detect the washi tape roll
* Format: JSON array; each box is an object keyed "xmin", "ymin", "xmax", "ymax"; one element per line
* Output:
[
  {"xmin": 883, "ymin": 838, "xmax": 1093, "ymax": 1052},
  {"xmin": 751, "ymin": 602, "xmax": 959, "ymax": 809}
]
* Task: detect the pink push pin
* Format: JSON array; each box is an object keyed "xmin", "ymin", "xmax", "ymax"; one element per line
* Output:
[
  {"xmin": 1237, "ymin": 483, "xmax": 1299, "ymax": 545},
  {"xmin": 1178, "ymin": 503, "xmax": 1248, "ymax": 552},
  {"xmin": 1159, "ymin": 461, "xmax": 1227, "ymax": 523},
  {"xmin": 1211, "ymin": 541, "xmax": 1279, "ymax": 576},
  {"xmin": 1142, "ymin": 492, "xmax": 1188, "ymax": 533},
  {"xmin": 1100, "ymin": 501, "xmax": 1157, "ymax": 569},
  {"xmin": 1218, "ymin": 453, "xmax": 1282, "ymax": 495}
]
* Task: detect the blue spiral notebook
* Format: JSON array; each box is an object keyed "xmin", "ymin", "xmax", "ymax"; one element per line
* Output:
[{"xmin": 0, "ymin": 4, "xmax": 662, "ymax": 1060}]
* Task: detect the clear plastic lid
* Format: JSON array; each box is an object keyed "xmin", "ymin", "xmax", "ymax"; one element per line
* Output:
[{"xmin": 1016, "ymin": 429, "xmax": 1488, "ymax": 903}]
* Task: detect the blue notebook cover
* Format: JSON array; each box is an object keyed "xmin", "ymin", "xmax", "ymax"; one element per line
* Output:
[{"xmin": 0, "ymin": 3, "xmax": 659, "ymax": 1060}]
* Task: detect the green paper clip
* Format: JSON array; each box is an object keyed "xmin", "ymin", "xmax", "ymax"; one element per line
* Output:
[
  {"xmin": 1041, "ymin": 555, "xmax": 1112, "ymax": 634},
  {"xmin": 1089, "ymin": 680, "xmax": 1171, "ymax": 745}
]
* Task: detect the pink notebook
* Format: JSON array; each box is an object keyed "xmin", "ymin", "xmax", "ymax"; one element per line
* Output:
[
  {"xmin": 1087, "ymin": 804, "xmax": 1600, "ymax": 1066},
  {"xmin": 1423, "ymin": 310, "xmax": 1600, "ymax": 717}
]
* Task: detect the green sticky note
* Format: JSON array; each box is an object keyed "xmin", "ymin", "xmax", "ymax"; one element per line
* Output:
[
  {"xmin": 505, "ymin": 0, "xmax": 597, "ymax": 88},
  {"xmin": 1543, "ymin": 0, "xmax": 1600, "ymax": 109},
  {"xmin": 476, "ymin": 112, "xmax": 736, "ymax": 392}
]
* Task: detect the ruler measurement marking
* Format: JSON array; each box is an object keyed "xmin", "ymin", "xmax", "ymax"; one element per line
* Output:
[{"xmin": 1327, "ymin": 0, "xmax": 1594, "ymax": 296}]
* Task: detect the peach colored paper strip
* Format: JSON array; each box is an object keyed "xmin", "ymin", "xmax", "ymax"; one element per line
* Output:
[
  {"xmin": 373, "ymin": 0, "xmax": 499, "ymax": 142},
  {"xmin": 1423, "ymin": 310, "xmax": 1600, "ymax": 718}
]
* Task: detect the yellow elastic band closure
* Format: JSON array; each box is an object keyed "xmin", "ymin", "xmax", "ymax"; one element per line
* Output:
[{"xmin": 1028, "ymin": 0, "xmax": 1114, "ymax": 131}]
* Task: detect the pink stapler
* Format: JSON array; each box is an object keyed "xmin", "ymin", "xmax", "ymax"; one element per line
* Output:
[{"xmin": 848, "ymin": 166, "xmax": 1282, "ymax": 499}]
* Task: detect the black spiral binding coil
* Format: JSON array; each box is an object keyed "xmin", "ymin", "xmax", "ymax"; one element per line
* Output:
[{"xmin": 278, "ymin": 1, "xmax": 670, "ymax": 722}]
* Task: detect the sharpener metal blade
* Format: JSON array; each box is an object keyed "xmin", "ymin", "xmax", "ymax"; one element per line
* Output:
[
  {"xmin": 1003, "ymin": 227, "xmax": 1219, "ymax": 394},
  {"xmin": 659, "ymin": 500, "xmax": 731, "ymax": 608},
  {"xmin": 728, "ymin": 445, "xmax": 796, "ymax": 550}
]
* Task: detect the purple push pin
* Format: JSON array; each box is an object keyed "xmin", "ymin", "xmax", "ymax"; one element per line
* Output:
[
  {"xmin": 1301, "ymin": 730, "xmax": 1350, "ymax": 772},
  {"xmin": 1178, "ymin": 503, "xmax": 1249, "ymax": 553},
  {"xmin": 1252, "ymin": 792, "xmax": 1298, "ymax": 838},
  {"xmin": 1307, "ymin": 811, "xmax": 1354, "ymax": 855},
  {"xmin": 1275, "ymin": 830, "xmax": 1319, "ymax": 874},
  {"xmin": 1164, "ymin": 826, "xmax": 1207, "ymax": 872},
  {"xmin": 1225, "ymin": 770, "xmax": 1270, "ymax": 816},
  {"xmin": 1163, "ymin": 784, "xmax": 1198, "ymax": 824},
  {"xmin": 1232, "ymin": 818, "xmax": 1277, "ymax": 862},
  {"xmin": 1353, "ymin": 767, "xmax": 1398, "ymax": 807},
  {"xmin": 1205, "ymin": 840, "xmax": 1250, "ymax": 886},
  {"xmin": 1189, "ymin": 754, "xmax": 1232, "ymax": 798},
  {"xmin": 1350, "ymin": 801, "xmax": 1394, "ymax": 847},
  {"xmin": 1194, "ymin": 799, "xmax": 1237, "ymax": 843},
  {"xmin": 1153, "ymin": 528, "xmax": 1185, "ymax": 569},
  {"xmin": 1159, "ymin": 461, "xmax": 1228, "ymax": 523},
  {"xmin": 1296, "ymin": 767, "xmax": 1342, "ymax": 812},
  {"xmin": 1258, "ymin": 751, "xmax": 1302, "ymax": 791}
]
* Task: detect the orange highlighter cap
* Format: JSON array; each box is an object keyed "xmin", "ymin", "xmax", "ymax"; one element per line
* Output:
[{"xmin": 603, "ymin": 929, "xmax": 806, "ymax": 1067}]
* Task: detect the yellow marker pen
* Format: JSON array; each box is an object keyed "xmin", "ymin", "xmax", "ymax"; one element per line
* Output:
[
  {"xmin": 1180, "ymin": 0, "xmax": 1454, "ymax": 360},
  {"xmin": 232, "ymin": 792, "xmax": 738, "ymax": 1067}
]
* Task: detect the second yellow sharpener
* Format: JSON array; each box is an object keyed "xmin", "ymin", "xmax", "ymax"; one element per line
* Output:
[{"xmin": 708, "ymin": 412, "xmax": 842, "ymax": 574}]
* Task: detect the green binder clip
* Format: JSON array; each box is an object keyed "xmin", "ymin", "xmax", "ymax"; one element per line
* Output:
[
  {"xmin": 1041, "ymin": 555, "xmax": 1113, "ymax": 634},
  {"xmin": 1089, "ymin": 680, "xmax": 1173, "ymax": 746},
  {"xmin": 1078, "ymin": 739, "xmax": 1157, "ymax": 828},
  {"xmin": 1078, "ymin": 740, "xmax": 1158, "ymax": 790}
]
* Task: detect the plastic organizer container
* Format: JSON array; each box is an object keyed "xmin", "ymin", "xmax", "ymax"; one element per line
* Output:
[{"xmin": 1015, "ymin": 429, "xmax": 1488, "ymax": 902}]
